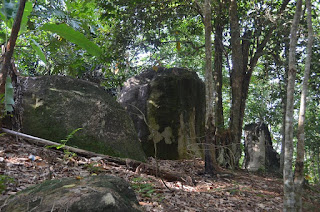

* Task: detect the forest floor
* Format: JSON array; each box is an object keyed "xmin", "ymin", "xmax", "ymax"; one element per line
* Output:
[{"xmin": 1, "ymin": 135, "xmax": 319, "ymax": 212}]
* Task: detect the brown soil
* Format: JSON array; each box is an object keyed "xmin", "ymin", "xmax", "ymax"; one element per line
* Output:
[{"xmin": 1, "ymin": 135, "xmax": 319, "ymax": 211}]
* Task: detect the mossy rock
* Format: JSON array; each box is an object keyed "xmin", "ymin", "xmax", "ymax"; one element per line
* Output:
[
  {"xmin": 119, "ymin": 67, "xmax": 205, "ymax": 159},
  {"xmin": 15, "ymin": 76, "xmax": 146, "ymax": 161},
  {"xmin": 0, "ymin": 175, "xmax": 142, "ymax": 212}
]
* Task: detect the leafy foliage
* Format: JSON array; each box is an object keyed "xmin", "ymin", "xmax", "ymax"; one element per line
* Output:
[
  {"xmin": 84, "ymin": 162, "xmax": 104, "ymax": 174},
  {"xmin": 46, "ymin": 128, "xmax": 82, "ymax": 159},
  {"xmin": 0, "ymin": 175, "xmax": 14, "ymax": 193},
  {"xmin": 19, "ymin": 1, "xmax": 32, "ymax": 34},
  {"xmin": 41, "ymin": 23, "xmax": 102, "ymax": 57},
  {"xmin": 0, "ymin": 0, "xmax": 19, "ymax": 21},
  {"xmin": 30, "ymin": 39, "xmax": 47, "ymax": 64},
  {"xmin": 131, "ymin": 177, "xmax": 160, "ymax": 199}
]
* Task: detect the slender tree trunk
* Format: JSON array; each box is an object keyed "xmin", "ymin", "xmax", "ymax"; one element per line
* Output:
[
  {"xmin": 213, "ymin": 0, "xmax": 226, "ymax": 167},
  {"xmin": 283, "ymin": 0, "xmax": 302, "ymax": 211},
  {"xmin": 214, "ymin": 1, "xmax": 224, "ymax": 130},
  {"xmin": 317, "ymin": 147, "xmax": 320, "ymax": 184},
  {"xmin": 281, "ymin": 66, "xmax": 288, "ymax": 172},
  {"xmin": 229, "ymin": 0, "xmax": 244, "ymax": 167},
  {"xmin": 204, "ymin": 0, "xmax": 214, "ymax": 123},
  {"xmin": 280, "ymin": 89, "xmax": 286, "ymax": 172},
  {"xmin": 0, "ymin": 0, "xmax": 27, "ymax": 93},
  {"xmin": 203, "ymin": 0, "xmax": 216, "ymax": 175},
  {"xmin": 294, "ymin": 0, "xmax": 314, "ymax": 210},
  {"xmin": 281, "ymin": 38, "xmax": 290, "ymax": 173}
]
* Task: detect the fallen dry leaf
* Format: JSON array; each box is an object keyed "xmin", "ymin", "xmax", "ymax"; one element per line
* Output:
[{"xmin": 0, "ymin": 135, "xmax": 319, "ymax": 212}]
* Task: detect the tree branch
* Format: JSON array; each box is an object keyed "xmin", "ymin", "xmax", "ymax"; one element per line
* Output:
[{"xmin": 0, "ymin": 0, "xmax": 27, "ymax": 93}]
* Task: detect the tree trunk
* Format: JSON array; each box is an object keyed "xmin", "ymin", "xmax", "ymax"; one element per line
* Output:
[
  {"xmin": 214, "ymin": 1, "xmax": 224, "ymax": 130},
  {"xmin": 318, "ymin": 147, "xmax": 320, "ymax": 184},
  {"xmin": 280, "ymin": 89, "xmax": 286, "ymax": 172},
  {"xmin": 213, "ymin": 0, "xmax": 226, "ymax": 167},
  {"xmin": 227, "ymin": 0, "xmax": 290, "ymax": 168},
  {"xmin": 280, "ymin": 63, "xmax": 288, "ymax": 173},
  {"xmin": 0, "ymin": 0, "xmax": 27, "ymax": 93},
  {"xmin": 283, "ymin": 0, "xmax": 302, "ymax": 211},
  {"xmin": 294, "ymin": 0, "xmax": 314, "ymax": 210},
  {"xmin": 280, "ymin": 36, "xmax": 290, "ymax": 173},
  {"xmin": 204, "ymin": 0, "xmax": 214, "ymax": 123},
  {"xmin": 228, "ymin": 0, "xmax": 244, "ymax": 167},
  {"xmin": 203, "ymin": 0, "xmax": 216, "ymax": 175}
]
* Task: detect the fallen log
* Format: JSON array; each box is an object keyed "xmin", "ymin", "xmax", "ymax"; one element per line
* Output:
[{"xmin": 1, "ymin": 128, "xmax": 186, "ymax": 183}]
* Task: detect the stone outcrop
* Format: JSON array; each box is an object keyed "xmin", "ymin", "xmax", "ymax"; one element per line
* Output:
[
  {"xmin": 13, "ymin": 76, "xmax": 146, "ymax": 161},
  {"xmin": 243, "ymin": 122, "xmax": 280, "ymax": 172},
  {"xmin": 119, "ymin": 67, "xmax": 205, "ymax": 159},
  {"xmin": 0, "ymin": 175, "xmax": 142, "ymax": 212}
]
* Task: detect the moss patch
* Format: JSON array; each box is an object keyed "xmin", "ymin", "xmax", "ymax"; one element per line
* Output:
[
  {"xmin": 18, "ymin": 76, "xmax": 146, "ymax": 162},
  {"xmin": 2, "ymin": 176, "xmax": 141, "ymax": 212}
]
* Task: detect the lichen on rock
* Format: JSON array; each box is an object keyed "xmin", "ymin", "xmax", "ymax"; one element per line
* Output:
[
  {"xmin": 119, "ymin": 67, "xmax": 205, "ymax": 160},
  {"xmin": 14, "ymin": 76, "xmax": 146, "ymax": 161},
  {"xmin": 0, "ymin": 175, "xmax": 142, "ymax": 212}
]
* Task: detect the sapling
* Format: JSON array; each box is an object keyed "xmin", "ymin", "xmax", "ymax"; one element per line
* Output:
[{"xmin": 46, "ymin": 128, "xmax": 82, "ymax": 160}]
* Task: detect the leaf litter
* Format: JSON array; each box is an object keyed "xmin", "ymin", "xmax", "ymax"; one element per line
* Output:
[{"xmin": 0, "ymin": 135, "xmax": 319, "ymax": 211}]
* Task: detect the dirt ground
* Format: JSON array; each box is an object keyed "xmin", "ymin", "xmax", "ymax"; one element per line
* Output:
[{"xmin": 1, "ymin": 135, "xmax": 319, "ymax": 211}]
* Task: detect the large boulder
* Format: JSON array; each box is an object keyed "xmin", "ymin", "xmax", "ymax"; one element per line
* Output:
[
  {"xmin": 119, "ymin": 67, "xmax": 205, "ymax": 159},
  {"xmin": 0, "ymin": 175, "xmax": 142, "ymax": 212},
  {"xmin": 13, "ymin": 76, "xmax": 146, "ymax": 161},
  {"xmin": 243, "ymin": 122, "xmax": 280, "ymax": 172}
]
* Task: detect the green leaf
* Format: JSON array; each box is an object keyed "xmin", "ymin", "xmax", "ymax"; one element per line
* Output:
[
  {"xmin": 0, "ymin": 11, "xmax": 5, "ymax": 21},
  {"xmin": 65, "ymin": 128, "xmax": 82, "ymax": 141},
  {"xmin": 63, "ymin": 184, "xmax": 76, "ymax": 188},
  {"xmin": 30, "ymin": 39, "xmax": 47, "ymax": 64},
  {"xmin": 19, "ymin": 1, "xmax": 33, "ymax": 34},
  {"xmin": 41, "ymin": 23, "xmax": 102, "ymax": 57},
  {"xmin": 4, "ymin": 76, "xmax": 14, "ymax": 112},
  {"xmin": 1, "ymin": 0, "xmax": 19, "ymax": 20}
]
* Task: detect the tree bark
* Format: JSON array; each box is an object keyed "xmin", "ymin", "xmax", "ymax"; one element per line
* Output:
[
  {"xmin": 213, "ymin": 0, "xmax": 226, "ymax": 167},
  {"xmin": 203, "ymin": 0, "xmax": 216, "ymax": 175},
  {"xmin": 280, "ymin": 32, "xmax": 291, "ymax": 173},
  {"xmin": 0, "ymin": 0, "xmax": 27, "ymax": 93},
  {"xmin": 294, "ymin": 0, "xmax": 314, "ymax": 210},
  {"xmin": 204, "ymin": 0, "xmax": 214, "ymax": 123},
  {"xmin": 318, "ymin": 147, "xmax": 320, "ymax": 184},
  {"xmin": 214, "ymin": 0, "xmax": 224, "ymax": 130},
  {"xmin": 280, "ymin": 43, "xmax": 289, "ymax": 173},
  {"xmin": 228, "ymin": 0, "xmax": 244, "ymax": 167},
  {"xmin": 283, "ymin": 0, "xmax": 302, "ymax": 211},
  {"xmin": 280, "ymin": 85, "xmax": 286, "ymax": 172}
]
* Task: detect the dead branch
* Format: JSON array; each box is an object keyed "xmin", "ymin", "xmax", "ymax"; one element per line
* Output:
[{"xmin": 1, "ymin": 128, "xmax": 187, "ymax": 184}]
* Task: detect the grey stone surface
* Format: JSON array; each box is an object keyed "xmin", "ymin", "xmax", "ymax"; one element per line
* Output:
[
  {"xmin": 243, "ymin": 122, "xmax": 280, "ymax": 172},
  {"xmin": 15, "ymin": 76, "xmax": 146, "ymax": 161},
  {"xmin": 0, "ymin": 175, "xmax": 142, "ymax": 212},
  {"xmin": 119, "ymin": 67, "xmax": 205, "ymax": 159}
]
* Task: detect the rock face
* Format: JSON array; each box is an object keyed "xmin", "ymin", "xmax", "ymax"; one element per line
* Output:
[
  {"xmin": 243, "ymin": 122, "xmax": 280, "ymax": 172},
  {"xmin": 0, "ymin": 175, "xmax": 142, "ymax": 212},
  {"xmin": 14, "ymin": 76, "xmax": 146, "ymax": 161},
  {"xmin": 119, "ymin": 67, "xmax": 205, "ymax": 159}
]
